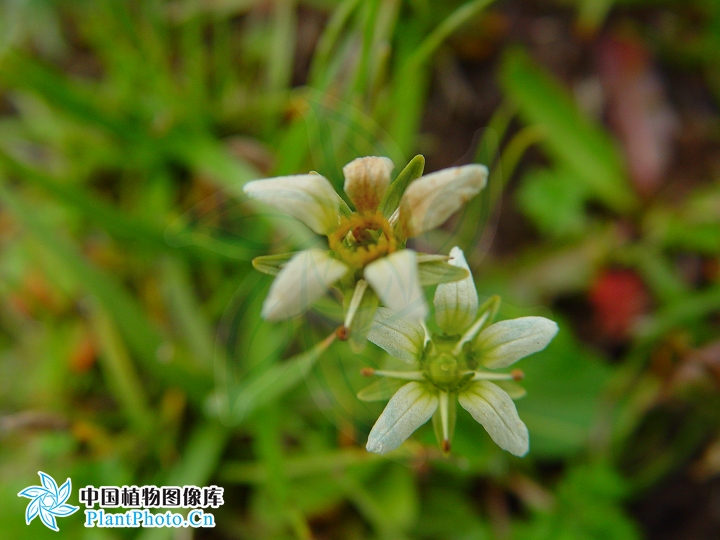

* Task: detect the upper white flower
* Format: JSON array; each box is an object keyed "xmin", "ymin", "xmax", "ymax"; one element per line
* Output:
[
  {"xmin": 244, "ymin": 156, "xmax": 487, "ymax": 347},
  {"xmin": 360, "ymin": 247, "xmax": 558, "ymax": 456}
]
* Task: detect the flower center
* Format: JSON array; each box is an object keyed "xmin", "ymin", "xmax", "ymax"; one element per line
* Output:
[
  {"xmin": 422, "ymin": 343, "xmax": 475, "ymax": 392},
  {"xmin": 327, "ymin": 212, "xmax": 396, "ymax": 268}
]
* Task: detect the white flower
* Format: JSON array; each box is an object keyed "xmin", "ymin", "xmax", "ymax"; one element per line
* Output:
[
  {"xmin": 244, "ymin": 156, "xmax": 487, "ymax": 346},
  {"xmin": 361, "ymin": 246, "xmax": 558, "ymax": 456}
]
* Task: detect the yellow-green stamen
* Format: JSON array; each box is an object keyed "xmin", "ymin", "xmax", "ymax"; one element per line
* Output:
[{"xmin": 328, "ymin": 212, "xmax": 396, "ymax": 268}]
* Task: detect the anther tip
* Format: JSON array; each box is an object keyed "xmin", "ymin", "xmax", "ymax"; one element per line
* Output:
[
  {"xmin": 361, "ymin": 368, "xmax": 375, "ymax": 377},
  {"xmin": 441, "ymin": 439, "xmax": 451, "ymax": 454},
  {"xmin": 335, "ymin": 325, "xmax": 349, "ymax": 341},
  {"xmin": 511, "ymin": 369, "xmax": 525, "ymax": 381}
]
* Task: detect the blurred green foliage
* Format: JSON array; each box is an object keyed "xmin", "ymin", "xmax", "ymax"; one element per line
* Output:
[{"xmin": 1, "ymin": 0, "xmax": 720, "ymax": 539}]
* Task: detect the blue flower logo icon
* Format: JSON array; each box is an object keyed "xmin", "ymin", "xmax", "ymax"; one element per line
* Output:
[{"xmin": 18, "ymin": 472, "xmax": 79, "ymax": 531}]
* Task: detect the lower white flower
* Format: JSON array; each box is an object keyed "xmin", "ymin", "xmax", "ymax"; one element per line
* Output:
[{"xmin": 361, "ymin": 246, "xmax": 558, "ymax": 456}]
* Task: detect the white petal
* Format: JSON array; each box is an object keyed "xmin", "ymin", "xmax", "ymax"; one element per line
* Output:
[
  {"xmin": 458, "ymin": 381, "xmax": 529, "ymax": 456},
  {"xmin": 364, "ymin": 250, "xmax": 428, "ymax": 320},
  {"xmin": 367, "ymin": 307, "xmax": 426, "ymax": 363},
  {"xmin": 397, "ymin": 164, "xmax": 488, "ymax": 237},
  {"xmin": 343, "ymin": 156, "xmax": 394, "ymax": 213},
  {"xmin": 366, "ymin": 382, "xmax": 438, "ymax": 454},
  {"xmin": 261, "ymin": 249, "xmax": 349, "ymax": 320},
  {"xmin": 474, "ymin": 317, "xmax": 558, "ymax": 369},
  {"xmin": 434, "ymin": 246, "xmax": 478, "ymax": 334},
  {"xmin": 243, "ymin": 174, "xmax": 340, "ymax": 235}
]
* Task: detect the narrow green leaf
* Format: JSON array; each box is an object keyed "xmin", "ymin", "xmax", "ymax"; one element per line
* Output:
[
  {"xmin": 252, "ymin": 252, "xmax": 297, "ymax": 276},
  {"xmin": 267, "ymin": 0, "xmax": 296, "ymax": 92},
  {"xmin": 379, "ymin": 154, "xmax": 424, "ymax": 217},
  {"xmin": 517, "ymin": 321, "xmax": 611, "ymax": 457},
  {"xmin": 229, "ymin": 333, "xmax": 336, "ymax": 423},
  {"xmin": 0, "ymin": 51, "xmax": 133, "ymax": 139},
  {"xmin": 220, "ymin": 447, "xmax": 383, "ymax": 484},
  {"xmin": 516, "ymin": 167, "xmax": 589, "ymax": 238},
  {"xmin": 0, "ymin": 179, "xmax": 211, "ymax": 402},
  {"xmin": 406, "ymin": 0, "xmax": 495, "ymax": 68},
  {"xmin": 0, "ymin": 152, "xmax": 256, "ymax": 261},
  {"xmin": 162, "ymin": 131, "xmax": 259, "ymax": 187},
  {"xmin": 88, "ymin": 302, "xmax": 154, "ymax": 435},
  {"xmin": 500, "ymin": 48, "xmax": 638, "ymax": 213},
  {"xmin": 349, "ymin": 0, "xmax": 380, "ymax": 98},
  {"xmin": 138, "ymin": 422, "xmax": 228, "ymax": 540},
  {"xmin": 366, "ymin": 463, "xmax": 419, "ymax": 532},
  {"xmin": 303, "ymin": 93, "xmax": 404, "ymax": 186},
  {"xmin": 252, "ymin": 403, "xmax": 312, "ymax": 538},
  {"xmin": 308, "ymin": 0, "xmax": 363, "ymax": 87},
  {"xmin": 388, "ymin": 0, "xmax": 496, "ymax": 154},
  {"xmin": 160, "ymin": 257, "xmax": 216, "ymax": 367},
  {"xmin": 0, "ymin": 154, "xmax": 158, "ymax": 242}
]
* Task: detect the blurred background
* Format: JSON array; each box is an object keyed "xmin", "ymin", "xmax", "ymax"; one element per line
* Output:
[{"xmin": 1, "ymin": 0, "xmax": 720, "ymax": 538}]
